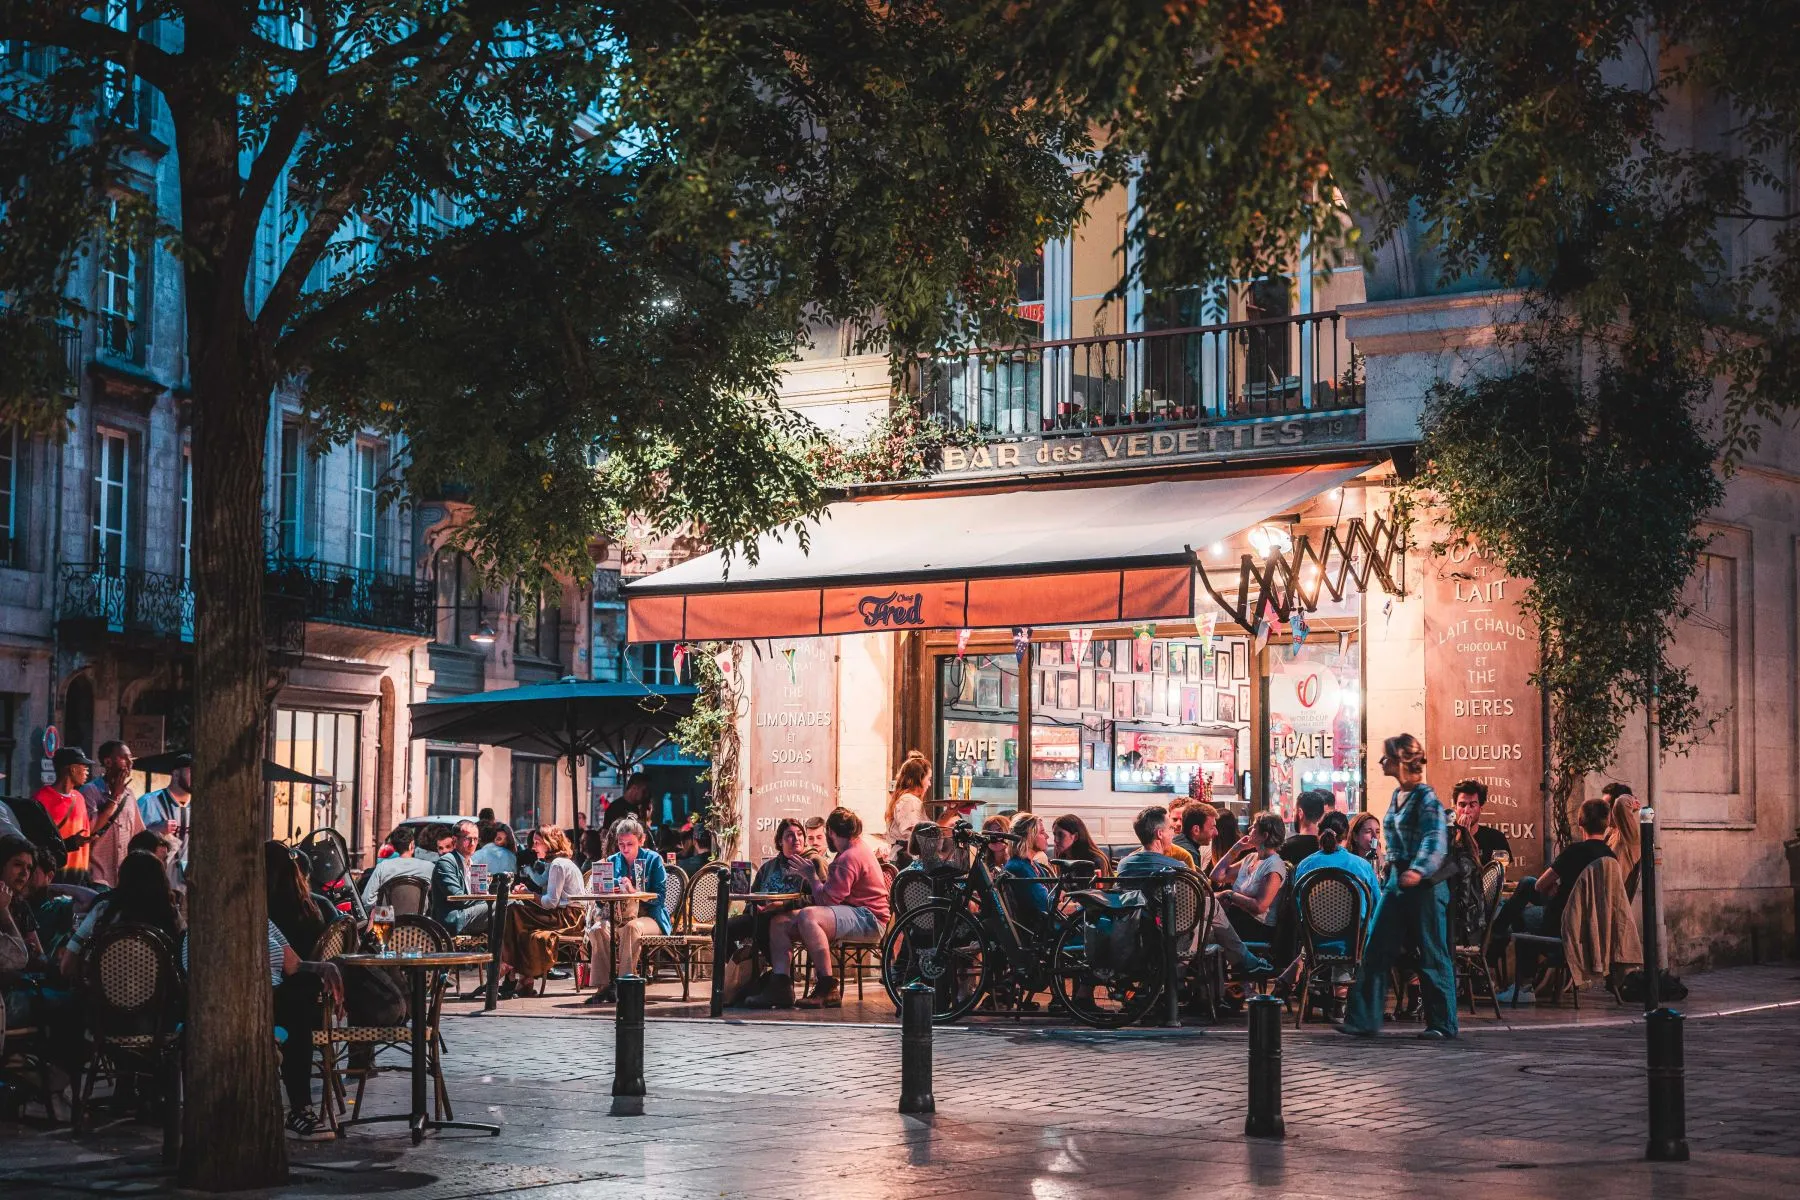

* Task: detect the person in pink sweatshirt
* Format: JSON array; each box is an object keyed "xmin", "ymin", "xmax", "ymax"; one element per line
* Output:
[{"xmin": 743, "ymin": 807, "xmax": 891, "ymax": 1010}]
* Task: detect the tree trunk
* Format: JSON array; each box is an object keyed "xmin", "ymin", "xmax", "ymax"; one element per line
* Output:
[{"xmin": 174, "ymin": 79, "xmax": 288, "ymax": 1189}]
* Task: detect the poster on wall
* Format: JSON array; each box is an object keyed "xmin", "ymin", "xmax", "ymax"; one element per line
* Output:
[
  {"xmin": 1423, "ymin": 539, "xmax": 1544, "ymax": 873},
  {"xmin": 747, "ymin": 637, "xmax": 838, "ymax": 860}
]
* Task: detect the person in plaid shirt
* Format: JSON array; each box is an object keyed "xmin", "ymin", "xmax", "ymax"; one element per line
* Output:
[{"xmin": 1339, "ymin": 733, "xmax": 1458, "ymax": 1040}]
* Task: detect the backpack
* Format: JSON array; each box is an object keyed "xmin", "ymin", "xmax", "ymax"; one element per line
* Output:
[{"xmin": 1080, "ymin": 893, "xmax": 1150, "ymax": 977}]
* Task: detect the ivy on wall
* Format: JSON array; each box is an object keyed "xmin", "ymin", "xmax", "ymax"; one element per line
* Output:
[
  {"xmin": 672, "ymin": 641, "xmax": 744, "ymax": 857},
  {"xmin": 1414, "ymin": 347, "xmax": 1724, "ymax": 846}
]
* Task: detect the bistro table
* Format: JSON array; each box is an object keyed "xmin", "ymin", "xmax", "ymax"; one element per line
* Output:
[
  {"xmin": 337, "ymin": 951, "xmax": 498, "ymax": 1144},
  {"xmin": 447, "ymin": 886, "xmax": 509, "ymax": 1009},
  {"xmin": 567, "ymin": 892, "xmax": 657, "ymax": 1002},
  {"xmin": 709, "ymin": 892, "xmax": 806, "ymax": 1017}
]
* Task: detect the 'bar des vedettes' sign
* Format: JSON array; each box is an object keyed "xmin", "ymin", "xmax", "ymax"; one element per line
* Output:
[{"xmin": 937, "ymin": 411, "xmax": 1365, "ymax": 477}]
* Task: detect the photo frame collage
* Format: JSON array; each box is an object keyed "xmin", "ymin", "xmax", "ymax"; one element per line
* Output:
[{"xmin": 1031, "ymin": 633, "xmax": 1254, "ymax": 731}]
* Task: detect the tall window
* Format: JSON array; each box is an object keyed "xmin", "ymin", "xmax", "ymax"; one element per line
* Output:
[
  {"xmin": 510, "ymin": 757, "xmax": 557, "ymax": 830},
  {"xmin": 100, "ymin": 203, "xmax": 139, "ymax": 360},
  {"xmin": 427, "ymin": 751, "xmax": 478, "ymax": 816},
  {"xmin": 178, "ymin": 448, "xmax": 192, "ymax": 581},
  {"xmin": 434, "ymin": 550, "xmax": 481, "ymax": 646},
  {"xmin": 352, "ymin": 441, "xmax": 383, "ymax": 571},
  {"xmin": 277, "ymin": 422, "xmax": 306, "ymax": 556},
  {"xmin": 92, "ymin": 428, "xmax": 130, "ymax": 569},
  {"xmin": 626, "ymin": 642, "xmax": 687, "ymax": 686},
  {"xmin": 513, "ymin": 587, "xmax": 559, "ymax": 661},
  {"xmin": 0, "ymin": 427, "xmax": 19, "ymax": 567},
  {"xmin": 270, "ymin": 707, "xmax": 362, "ymax": 847}
]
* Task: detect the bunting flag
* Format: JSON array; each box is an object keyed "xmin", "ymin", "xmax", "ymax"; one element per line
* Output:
[
  {"xmin": 1012, "ymin": 626, "xmax": 1033, "ymax": 663},
  {"xmin": 713, "ymin": 648, "xmax": 734, "ymax": 681},
  {"xmin": 1196, "ymin": 612, "xmax": 1217, "ymax": 658},
  {"xmin": 1286, "ymin": 609, "xmax": 1311, "ymax": 660},
  {"xmin": 671, "ymin": 642, "xmax": 689, "ymax": 678},
  {"xmin": 956, "ymin": 627, "xmax": 972, "ymax": 661},
  {"xmin": 1252, "ymin": 616, "xmax": 1271, "ymax": 657},
  {"xmin": 1068, "ymin": 627, "xmax": 1093, "ymax": 665},
  {"xmin": 780, "ymin": 646, "xmax": 798, "ymax": 684},
  {"xmin": 1338, "ymin": 630, "xmax": 1351, "ymax": 657}
]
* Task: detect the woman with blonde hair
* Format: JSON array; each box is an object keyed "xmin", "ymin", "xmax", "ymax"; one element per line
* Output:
[
  {"xmin": 498, "ymin": 826, "xmax": 587, "ymax": 998},
  {"xmin": 1602, "ymin": 783, "xmax": 1642, "ymax": 900},
  {"xmin": 1340, "ymin": 733, "xmax": 1458, "ymax": 1040},
  {"xmin": 884, "ymin": 750, "xmax": 932, "ymax": 865}
]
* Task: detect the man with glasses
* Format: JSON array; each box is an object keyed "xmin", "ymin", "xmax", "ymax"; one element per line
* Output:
[
  {"xmin": 81, "ymin": 740, "xmax": 145, "ymax": 888},
  {"xmin": 430, "ymin": 820, "xmax": 491, "ymax": 935}
]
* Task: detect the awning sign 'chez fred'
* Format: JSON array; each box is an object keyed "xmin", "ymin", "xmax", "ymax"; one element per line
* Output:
[{"xmin": 624, "ymin": 463, "xmax": 1370, "ymax": 643}]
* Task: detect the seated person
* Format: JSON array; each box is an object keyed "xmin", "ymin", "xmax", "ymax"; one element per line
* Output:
[
  {"xmin": 1279, "ymin": 790, "xmax": 1331, "ymax": 868},
  {"xmin": 676, "ymin": 827, "xmax": 713, "ymax": 878},
  {"xmin": 359, "ymin": 825, "xmax": 435, "ymax": 905},
  {"xmin": 1001, "ymin": 814, "xmax": 1053, "ymax": 927},
  {"xmin": 1, "ymin": 835, "xmax": 57, "ymax": 1024},
  {"xmin": 1213, "ymin": 814, "xmax": 1290, "ymax": 946},
  {"xmin": 980, "ymin": 815, "xmax": 1012, "ymax": 875},
  {"xmin": 744, "ymin": 807, "xmax": 890, "ymax": 1010},
  {"xmin": 1051, "ymin": 814, "xmax": 1110, "ymax": 878},
  {"xmin": 1173, "ymin": 802, "xmax": 1216, "ymax": 874},
  {"xmin": 1116, "ymin": 806, "xmax": 1270, "ymax": 975},
  {"xmin": 1292, "ymin": 811, "xmax": 1380, "ymax": 951},
  {"xmin": 1452, "ymin": 779, "xmax": 1513, "ymax": 866},
  {"xmin": 472, "ymin": 822, "xmax": 520, "ymax": 879},
  {"xmin": 726, "ymin": 819, "xmax": 813, "ymax": 963},
  {"xmin": 1494, "ymin": 797, "xmax": 1615, "ymax": 1004},
  {"xmin": 584, "ymin": 818, "xmax": 671, "ymax": 1003},
  {"xmin": 26, "ymin": 846, "xmax": 78, "ymax": 961},
  {"xmin": 500, "ymin": 827, "xmax": 586, "ymax": 998},
  {"xmin": 428, "ymin": 821, "xmax": 492, "ymax": 937}
]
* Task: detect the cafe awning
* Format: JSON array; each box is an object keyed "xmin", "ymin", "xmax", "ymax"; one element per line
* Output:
[{"xmin": 625, "ymin": 462, "xmax": 1371, "ymax": 642}]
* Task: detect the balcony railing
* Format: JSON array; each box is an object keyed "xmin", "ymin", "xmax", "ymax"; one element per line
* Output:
[
  {"xmin": 56, "ymin": 564, "xmax": 195, "ymax": 644},
  {"xmin": 265, "ymin": 556, "xmax": 434, "ymax": 637},
  {"xmin": 911, "ymin": 312, "xmax": 1363, "ymax": 440}
]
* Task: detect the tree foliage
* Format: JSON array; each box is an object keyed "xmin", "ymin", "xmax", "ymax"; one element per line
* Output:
[{"xmin": 1417, "ymin": 348, "xmax": 1724, "ymax": 841}]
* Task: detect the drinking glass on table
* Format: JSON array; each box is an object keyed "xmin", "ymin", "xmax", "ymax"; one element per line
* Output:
[{"xmin": 369, "ymin": 904, "xmax": 396, "ymax": 956}]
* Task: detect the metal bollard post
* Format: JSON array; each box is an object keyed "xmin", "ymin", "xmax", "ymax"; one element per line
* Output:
[
  {"xmin": 485, "ymin": 872, "xmax": 511, "ymax": 1012},
  {"xmin": 899, "ymin": 983, "xmax": 935, "ymax": 1114},
  {"xmin": 709, "ymin": 872, "xmax": 730, "ymax": 1019},
  {"xmin": 1244, "ymin": 994, "xmax": 1285, "ymax": 1138},
  {"xmin": 1161, "ymin": 881, "xmax": 1181, "ymax": 1028},
  {"xmin": 611, "ymin": 974, "xmax": 646, "ymax": 1116},
  {"xmin": 1638, "ymin": 810, "xmax": 1688, "ymax": 1160}
]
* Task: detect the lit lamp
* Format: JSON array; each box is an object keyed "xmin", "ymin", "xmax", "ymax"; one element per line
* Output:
[{"xmin": 470, "ymin": 618, "xmax": 498, "ymax": 645}]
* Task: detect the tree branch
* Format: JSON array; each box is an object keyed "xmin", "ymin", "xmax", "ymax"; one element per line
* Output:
[{"xmin": 0, "ymin": 9, "xmax": 181, "ymax": 91}]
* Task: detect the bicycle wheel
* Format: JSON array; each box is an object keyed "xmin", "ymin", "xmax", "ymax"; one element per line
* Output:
[
  {"xmin": 880, "ymin": 901, "xmax": 989, "ymax": 1022},
  {"xmin": 1050, "ymin": 919, "xmax": 1164, "ymax": 1029}
]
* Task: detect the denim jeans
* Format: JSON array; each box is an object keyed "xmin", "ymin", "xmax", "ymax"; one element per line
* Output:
[{"xmin": 1344, "ymin": 881, "xmax": 1458, "ymax": 1036}]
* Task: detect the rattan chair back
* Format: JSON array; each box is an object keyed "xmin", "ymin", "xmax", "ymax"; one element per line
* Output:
[
  {"xmin": 891, "ymin": 868, "xmax": 936, "ymax": 918},
  {"xmin": 378, "ymin": 874, "xmax": 430, "ymax": 917},
  {"xmin": 684, "ymin": 863, "xmax": 725, "ymax": 930},
  {"xmin": 661, "ymin": 864, "xmax": 689, "ymax": 930},
  {"xmin": 311, "ymin": 919, "xmax": 357, "ymax": 961},
  {"xmin": 391, "ymin": 914, "xmax": 453, "ymax": 953},
  {"xmin": 80, "ymin": 923, "xmax": 184, "ymax": 1043},
  {"xmin": 1295, "ymin": 868, "xmax": 1369, "ymax": 962}
]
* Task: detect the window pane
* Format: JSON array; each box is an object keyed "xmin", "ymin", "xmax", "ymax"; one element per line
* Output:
[{"xmin": 937, "ymin": 653, "xmax": 1018, "ymax": 822}]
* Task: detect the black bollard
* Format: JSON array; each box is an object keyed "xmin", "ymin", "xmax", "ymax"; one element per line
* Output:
[
  {"xmin": 709, "ymin": 871, "xmax": 730, "ymax": 1018},
  {"xmin": 1638, "ymin": 812, "xmax": 1688, "ymax": 1160},
  {"xmin": 611, "ymin": 973, "xmax": 646, "ymax": 1116},
  {"xmin": 1244, "ymin": 994, "xmax": 1285, "ymax": 1138},
  {"xmin": 899, "ymin": 983, "xmax": 935, "ymax": 1114},
  {"xmin": 485, "ymin": 872, "xmax": 512, "ymax": 1012},
  {"xmin": 1161, "ymin": 880, "xmax": 1181, "ymax": 1028}
]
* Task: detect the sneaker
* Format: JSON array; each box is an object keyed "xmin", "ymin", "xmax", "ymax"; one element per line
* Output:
[
  {"xmin": 1239, "ymin": 954, "xmax": 1276, "ymax": 978},
  {"xmin": 795, "ymin": 976, "xmax": 842, "ymax": 1009},
  {"xmin": 1495, "ymin": 985, "xmax": 1536, "ymax": 1005},
  {"xmin": 285, "ymin": 1105, "xmax": 333, "ymax": 1142},
  {"xmin": 741, "ymin": 974, "xmax": 797, "ymax": 1010},
  {"xmin": 1416, "ymin": 1028, "xmax": 1455, "ymax": 1040}
]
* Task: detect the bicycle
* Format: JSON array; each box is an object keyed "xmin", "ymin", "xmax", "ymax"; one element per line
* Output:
[{"xmin": 878, "ymin": 823, "xmax": 1164, "ymax": 1028}]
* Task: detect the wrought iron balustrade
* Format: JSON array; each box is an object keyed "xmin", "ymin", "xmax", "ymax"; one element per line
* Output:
[
  {"xmin": 265, "ymin": 556, "xmax": 434, "ymax": 636},
  {"xmin": 911, "ymin": 311, "xmax": 1363, "ymax": 440},
  {"xmin": 56, "ymin": 564, "xmax": 195, "ymax": 643}
]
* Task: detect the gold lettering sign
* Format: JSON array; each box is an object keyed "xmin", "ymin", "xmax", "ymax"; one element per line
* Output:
[{"xmin": 934, "ymin": 412, "xmax": 1364, "ymax": 478}]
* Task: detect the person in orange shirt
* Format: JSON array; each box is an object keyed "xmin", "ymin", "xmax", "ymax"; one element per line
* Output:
[{"xmin": 34, "ymin": 747, "xmax": 96, "ymax": 875}]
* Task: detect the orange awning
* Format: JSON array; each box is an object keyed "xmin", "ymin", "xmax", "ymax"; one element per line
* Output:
[{"xmin": 625, "ymin": 463, "xmax": 1369, "ymax": 642}]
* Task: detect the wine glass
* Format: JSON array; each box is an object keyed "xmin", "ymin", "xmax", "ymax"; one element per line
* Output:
[{"xmin": 369, "ymin": 904, "xmax": 396, "ymax": 956}]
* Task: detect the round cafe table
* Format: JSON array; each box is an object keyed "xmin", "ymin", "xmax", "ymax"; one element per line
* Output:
[
  {"xmin": 337, "ymin": 951, "xmax": 498, "ymax": 1144},
  {"xmin": 567, "ymin": 892, "xmax": 656, "ymax": 1001}
]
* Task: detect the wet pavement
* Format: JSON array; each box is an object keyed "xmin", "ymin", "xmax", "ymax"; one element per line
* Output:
[{"xmin": 3, "ymin": 964, "xmax": 1797, "ymax": 1198}]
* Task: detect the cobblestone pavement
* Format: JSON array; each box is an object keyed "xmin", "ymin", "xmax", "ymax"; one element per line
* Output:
[{"xmin": 3, "ymin": 971, "xmax": 1797, "ymax": 1199}]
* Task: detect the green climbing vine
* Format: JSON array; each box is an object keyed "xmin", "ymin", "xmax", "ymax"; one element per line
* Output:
[
  {"xmin": 673, "ymin": 641, "xmax": 743, "ymax": 857},
  {"xmin": 1414, "ymin": 347, "xmax": 1724, "ymax": 847}
]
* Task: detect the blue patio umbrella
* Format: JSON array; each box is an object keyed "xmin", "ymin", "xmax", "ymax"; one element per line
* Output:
[{"xmin": 407, "ymin": 677, "xmax": 698, "ymax": 796}]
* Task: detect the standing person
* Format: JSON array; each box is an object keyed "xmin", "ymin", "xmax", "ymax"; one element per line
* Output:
[
  {"xmin": 138, "ymin": 756, "xmax": 194, "ymax": 890},
  {"xmin": 81, "ymin": 741, "xmax": 145, "ymax": 888},
  {"xmin": 35, "ymin": 747, "xmax": 96, "ymax": 877},
  {"xmin": 1339, "ymin": 734, "xmax": 1458, "ymax": 1040},
  {"xmin": 884, "ymin": 750, "xmax": 931, "ymax": 865}
]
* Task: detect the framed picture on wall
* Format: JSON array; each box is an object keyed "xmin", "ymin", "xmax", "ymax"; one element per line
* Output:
[
  {"xmin": 1133, "ymin": 679, "xmax": 1152, "ymax": 718},
  {"xmin": 1231, "ymin": 641, "xmax": 1249, "ymax": 681},
  {"xmin": 1091, "ymin": 740, "xmax": 1110, "ymax": 771},
  {"xmin": 1151, "ymin": 641, "xmax": 1168, "ymax": 674},
  {"xmin": 1217, "ymin": 690, "xmax": 1239, "ymax": 723},
  {"xmin": 1237, "ymin": 683, "xmax": 1252, "ymax": 715},
  {"xmin": 1042, "ymin": 642, "xmax": 1062, "ymax": 667},
  {"xmin": 1185, "ymin": 647, "xmax": 1202, "ymax": 683},
  {"xmin": 1169, "ymin": 643, "xmax": 1187, "ymax": 677},
  {"xmin": 1201, "ymin": 686, "xmax": 1217, "ymax": 722},
  {"xmin": 1057, "ymin": 671, "xmax": 1079, "ymax": 710},
  {"xmin": 1000, "ymin": 669, "xmax": 1017, "ymax": 710},
  {"xmin": 1079, "ymin": 668, "xmax": 1096, "ymax": 709},
  {"xmin": 1180, "ymin": 686, "xmax": 1200, "ymax": 724},
  {"xmin": 1097, "ymin": 640, "xmax": 1114, "ymax": 669},
  {"xmin": 1131, "ymin": 636, "xmax": 1150, "ymax": 672},
  {"xmin": 1095, "ymin": 670, "xmax": 1111, "ymax": 709},
  {"xmin": 1112, "ymin": 681, "xmax": 1133, "ymax": 719},
  {"xmin": 1214, "ymin": 654, "xmax": 1231, "ymax": 689},
  {"xmin": 976, "ymin": 674, "xmax": 1002, "ymax": 710}
]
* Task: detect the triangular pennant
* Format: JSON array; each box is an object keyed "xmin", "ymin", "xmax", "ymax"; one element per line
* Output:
[
  {"xmin": 780, "ymin": 646, "xmax": 798, "ymax": 684},
  {"xmin": 955, "ymin": 628, "xmax": 972, "ymax": 661},
  {"xmin": 713, "ymin": 649, "xmax": 734, "ymax": 680},
  {"xmin": 1068, "ymin": 628, "xmax": 1093, "ymax": 665},
  {"xmin": 671, "ymin": 642, "xmax": 689, "ymax": 679}
]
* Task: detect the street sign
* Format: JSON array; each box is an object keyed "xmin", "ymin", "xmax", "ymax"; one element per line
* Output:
[{"xmin": 42, "ymin": 725, "xmax": 60, "ymax": 756}]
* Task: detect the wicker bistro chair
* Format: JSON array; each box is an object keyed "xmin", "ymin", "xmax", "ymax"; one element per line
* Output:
[
  {"xmin": 1292, "ymin": 868, "xmax": 1374, "ymax": 1027},
  {"xmin": 376, "ymin": 874, "xmax": 430, "ymax": 918},
  {"xmin": 74, "ymin": 924, "xmax": 187, "ymax": 1144},
  {"xmin": 636, "ymin": 864, "xmax": 726, "ymax": 1001},
  {"xmin": 1159, "ymin": 869, "xmax": 1218, "ymax": 1017},
  {"xmin": 318, "ymin": 914, "xmax": 457, "ymax": 1129},
  {"xmin": 1453, "ymin": 860, "xmax": 1507, "ymax": 1018},
  {"xmin": 890, "ymin": 868, "xmax": 937, "ymax": 920}
]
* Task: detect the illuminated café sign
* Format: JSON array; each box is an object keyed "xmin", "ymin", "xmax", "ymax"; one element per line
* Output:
[{"xmin": 938, "ymin": 411, "xmax": 1365, "ymax": 477}]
